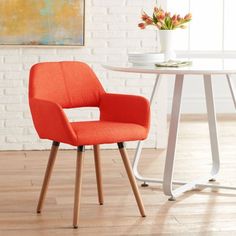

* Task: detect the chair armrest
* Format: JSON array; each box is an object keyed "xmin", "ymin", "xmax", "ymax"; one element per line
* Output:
[
  {"xmin": 29, "ymin": 98, "xmax": 77, "ymax": 145},
  {"xmin": 99, "ymin": 93, "xmax": 150, "ymax": 129}
]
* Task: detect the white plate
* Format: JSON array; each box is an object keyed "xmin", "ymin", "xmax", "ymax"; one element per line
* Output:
[{"xmin": 128, "ymin": 52, "xmax": 164, "ymax": 65}]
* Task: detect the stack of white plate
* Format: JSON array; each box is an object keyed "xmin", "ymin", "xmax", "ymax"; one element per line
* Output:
[{"xmin": 128, "ymin": 52, "xmax": 165, "ymax": 65}]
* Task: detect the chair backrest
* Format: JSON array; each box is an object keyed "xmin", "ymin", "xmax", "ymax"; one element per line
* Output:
[{"xmin": 29, "ymin": 61, "xmax": 105, "ymax": 108}]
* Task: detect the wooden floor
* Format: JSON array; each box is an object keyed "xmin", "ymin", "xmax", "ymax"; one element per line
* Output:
[{"xmin": 0, "ymin": 117, "xmax": 236, "ymax": 235}]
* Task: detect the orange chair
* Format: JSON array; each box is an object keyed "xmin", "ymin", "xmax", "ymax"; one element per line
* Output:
[{"xmin": 29, "ymin": 61, "xmax": 150, "ymax": 228}]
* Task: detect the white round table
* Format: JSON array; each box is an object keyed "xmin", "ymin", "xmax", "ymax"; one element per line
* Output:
[{"xmin": 103, "ymin": 59, "xmax": 236, "ymax": 200}]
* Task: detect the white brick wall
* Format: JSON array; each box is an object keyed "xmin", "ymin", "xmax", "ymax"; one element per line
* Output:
[{"xmin": 0, "ymin": 0, "xmax": 168, "ymax": 150}]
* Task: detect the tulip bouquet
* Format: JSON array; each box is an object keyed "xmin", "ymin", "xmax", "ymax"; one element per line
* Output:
[{"xmin": 138, "ymin": 6, "xmax": 192, "ymax": 30}]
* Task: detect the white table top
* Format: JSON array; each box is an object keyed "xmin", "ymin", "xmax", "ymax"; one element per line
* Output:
[{"xmin": 103, "ymin": 59, "xmax": 236, "ymax": 75}]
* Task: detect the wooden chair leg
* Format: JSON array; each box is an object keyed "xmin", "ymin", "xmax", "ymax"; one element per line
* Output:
[
  {"xmin": 73, "ymin": 146, "xmax": 85, "ymax": 229},
  {"xmin": 37, "ymin": 141, "xmax": 60, "ymax": 213},
  {"xmin": 117, "ymin": 142, "xmax": 146, "ymax": 217},
  {"xmin": 93, "ymin": 145, "xmax": 104, "ymax": 205}
]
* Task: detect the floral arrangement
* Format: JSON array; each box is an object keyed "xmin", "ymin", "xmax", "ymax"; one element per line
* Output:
[{"xmin": 138, "ymin": 6, "xmax": 192, "ymax": 30}]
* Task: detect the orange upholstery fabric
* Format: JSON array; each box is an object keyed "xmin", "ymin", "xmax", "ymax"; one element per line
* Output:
[
  {"xmin": 71, "ymin": 121, "xmax": 147, "ymax": 146},
  {"xmin": 29, "ymin": 61, "xmax": 150, "ymax": 146},
  {"xmin": 29, "ymin": 98, "xmax": 77, "ymax": 145},
  {"xmin": 29, "ymin": 61, "xmax": 105, "ymax": 108},
  {"xmin": 100, "ymin": 93, "xmax": 150, "ymax": 130}
]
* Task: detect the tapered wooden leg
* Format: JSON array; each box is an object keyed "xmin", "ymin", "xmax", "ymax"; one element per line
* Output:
[
  {"xmin": 73, "ymin": 146, "xmax": 85, "ymax": 229},
  {"xmin": 93, "ymin": 145, "xmax": 104, "ymax": 205},
  {"xmin": 117, "ymin": 142, "xmax": 146, "ymax": 217},
  {"xmin": 37, "ymin": 141, "xmax": 60, "ymax": 213}
]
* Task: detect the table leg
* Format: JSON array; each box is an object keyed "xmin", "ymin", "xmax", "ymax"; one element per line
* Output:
[
  {"xmin": 203, "ymin": 74, "xmax": 220, "ymax": 178},
  {"xmin": 162, "ymin": 74, "xmax": 221, "ymax": 200},
  {"xmin": 163, "ymin": 74, "xmax": 184, "ymax": 199},
  {"xmin": 133, "ymin": 74, "xmax": 190, "ymax": 188},
  {"xmin": 226, "ymin": 74, "xmax": 236, "ymax": 110},
  {"xmin": 133, "ymin": 75, "xmax": 163, "ymax": 185}
]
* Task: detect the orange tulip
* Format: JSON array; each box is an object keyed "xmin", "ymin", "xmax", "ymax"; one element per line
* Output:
[
  {"xmin": 157, "ymin": 12, "xmax": 165, "ymax": 20},
  {"xmin": 172, "ymin": 14, "xmax": 177, "ymax": 21},
  {"xmin": 141, "ymin": 12, "xmax": 149, "ymax": 21},
  {"xmin": 138, "ymin": 23, "xmax": 146, "ymax": 29},
  {"xmin": 154, "ymin": 6, "xmax": 159, "ymax": 12},
  {"xmin": 145, "ymin": 17, "xmax": 153, "ymax": 25},
  {"xmin": 184, "ymin": 13, "xmax": 192, "ymax": 20}
]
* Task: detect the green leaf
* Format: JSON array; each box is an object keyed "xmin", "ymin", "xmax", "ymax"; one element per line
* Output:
[
  {"xmin": 153, "ymin": 13, "xmax": 158, "ymax": 24},
  {"xmin": 164, "ymin": 16, "xmax": 172, "ymax": 29}
]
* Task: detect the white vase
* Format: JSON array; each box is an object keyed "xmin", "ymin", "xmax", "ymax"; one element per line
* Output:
[{"xmin": 159, "ymin": 30, "xmax": 176, "ymax": 61}]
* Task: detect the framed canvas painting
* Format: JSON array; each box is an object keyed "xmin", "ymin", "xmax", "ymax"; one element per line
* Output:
[{"xmin": 0, "ymin": 0, "xmax": 85, "ymax": 46}]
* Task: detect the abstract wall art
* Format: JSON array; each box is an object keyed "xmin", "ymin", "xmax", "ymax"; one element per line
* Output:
[{"xmin": 0, "ymin": 0, "xmax": 85, "ymax": 46}]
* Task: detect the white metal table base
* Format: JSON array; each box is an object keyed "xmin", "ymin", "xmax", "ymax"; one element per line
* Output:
[
  {"xmin": 226, "ymin": 74, "xmax": 236, "ymax": 109},
  {"xmin": 133, "ymin": 74, "xmax": 236, "ymax": 200}
]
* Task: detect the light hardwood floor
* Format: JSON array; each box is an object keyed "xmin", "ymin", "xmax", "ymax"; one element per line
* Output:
[{"xmin": 0, "ymin": 117, "xmax": 236, "ymax": 235}]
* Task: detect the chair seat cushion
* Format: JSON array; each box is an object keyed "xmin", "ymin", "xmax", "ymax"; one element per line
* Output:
[{"xmin": 70, "ymin": 121, "xmax": 148, "ymax": 146}]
